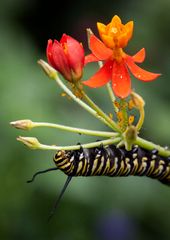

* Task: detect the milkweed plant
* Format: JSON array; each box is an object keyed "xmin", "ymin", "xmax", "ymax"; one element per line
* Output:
[
  {"xmin": 10, "ymin": 15, "xmax": 170, "ymax": 205},
  {"xmin": 10, "ymin": 15, "xmax": 170, "ymax": 217},
  {"xmin": 11, "ymin": 15, "xmax": 168, "ymax": 156}
]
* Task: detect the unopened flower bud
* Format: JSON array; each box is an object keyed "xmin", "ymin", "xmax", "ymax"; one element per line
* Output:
[
  {"xmin": 46, "ymin": 34, "xmax": 85, "ymax": 82},
  {"xmin": 17, "ymin": 136, "xmax": 41, "ymax": 149},
  {"xmin": 130, "ymin": 92, "xmax": 145, "ymax": 109},
  {"xmin": 10, "ymin": 119, "xmax": 33, "ymax": 130},
  {"xmin": 38, "ymin": 59, "xmax": 57, "ymax": 79}
]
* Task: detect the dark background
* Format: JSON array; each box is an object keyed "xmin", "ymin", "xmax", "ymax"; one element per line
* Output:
[{"xmin": 1, "ymin": 0, "xmax": 170, "ymax": 239}]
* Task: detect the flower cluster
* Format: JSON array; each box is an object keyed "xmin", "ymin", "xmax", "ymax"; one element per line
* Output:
[
  {"xmin": 11, "ymin": 14, "xmax": 164, "ymax": 154},
  {"xmin": 46, "ymin": 15, "xmax": 160, "ymax": 98}
]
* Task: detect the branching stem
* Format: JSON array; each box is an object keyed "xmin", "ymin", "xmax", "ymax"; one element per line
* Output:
[
  {"xmin": 33, "ymin": 121, "xmax": 119, "ymax": 138},
  {"xmin": 79, "ymin": 90, "xmax": 120, "ymax": 132},
  {"xmin": 31, "ymin": 137, "xmax": 121, "ymax": 151},
  {"xmin": 54, "ymin": 74, "xmax": 115, "ymax": 130}
]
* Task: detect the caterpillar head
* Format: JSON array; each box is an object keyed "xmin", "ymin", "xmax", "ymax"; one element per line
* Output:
[{"xmin": 53, "ymin": 150, "xmax": 75, "ymax": 175}]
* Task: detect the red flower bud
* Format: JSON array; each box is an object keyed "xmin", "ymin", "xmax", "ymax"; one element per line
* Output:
[{"xmin": 46, "ymin": 34, "xmax": 85, "ymax": 82}]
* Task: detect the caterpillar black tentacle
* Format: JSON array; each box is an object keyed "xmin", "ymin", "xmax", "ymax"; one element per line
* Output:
[
  {"xmin": 48, "ymin": 176, "xmax": 72, "ymax": 222},
  {"xmin": 27, "ymin": 167, "xmax": 58, "ymax": 183},
  {"xmin": 53, "ymin": 144, "xmax": 170, "ymax": 185},
  {"xmin": 27, "ymin": 166, "xmax": 72, "ymax": 221}
]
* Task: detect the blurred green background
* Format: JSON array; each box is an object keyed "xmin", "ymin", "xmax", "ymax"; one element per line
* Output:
[{"xmin": 1, "ymin": 0, "xmax": 170, "ymax": 239}]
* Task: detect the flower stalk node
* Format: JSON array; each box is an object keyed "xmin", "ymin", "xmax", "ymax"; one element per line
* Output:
[{"xmin": 123, "ymin": 125, "xmax": 138, "ymax": 151}]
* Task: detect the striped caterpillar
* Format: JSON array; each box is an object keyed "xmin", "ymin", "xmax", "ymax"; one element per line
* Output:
[
  {"xmin": 28, "ymin": 144, "xmax": 170, "ymax": 219},
  {"xmin": 54, "ymin": 144, "xmax": 170, "ymax": 184}
]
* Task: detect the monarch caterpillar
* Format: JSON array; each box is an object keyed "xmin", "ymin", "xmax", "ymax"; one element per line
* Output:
[
  {"xmin": 54, "ymin": 144, "xmax": 170, "ymax": 183},
  {"xmin": 28, "ymin": 144, "xmax": 170, "ymax": 220}
]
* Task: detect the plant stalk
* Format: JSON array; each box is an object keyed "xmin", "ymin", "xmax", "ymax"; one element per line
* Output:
[
  {"xmin": 33, "ymin": 121, "xmax": 119, "ymax": 138},
  {"xmin": 136, "ymin": 137, "xmax": 170, "ymax": 157}
]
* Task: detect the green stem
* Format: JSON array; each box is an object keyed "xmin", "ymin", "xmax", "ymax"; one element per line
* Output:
[
  {"xmin": 106, "ymin": 82, "xmax": 120, "ymax": 114},
  {"xmin": 81, "ymin": 91, "xmax": 120, "ymax": 132},
  {"xmin": 33, "ymin": 121, "xmax": 119, "ymax": 138},
  {"xmin": 136, "ymin": 137, "xmax": 170, "ymax": 157},
  {"xmin": 136, "ymin": 107, "xmax": 145, "ymax": 131},
  {"xmin": 54, "ymin": 74, "xmax": 115, "ymax": 129},
  {"xmin": 106, "ymin": 83, "xmax": 115, "ymax": 104},
  {"xmin": 38, "ymin": 137, "xmax": 121, "ymax": 151},
  {"xmin": 38, "ymin": 60, "xmax": 115, "ymax": 130}
]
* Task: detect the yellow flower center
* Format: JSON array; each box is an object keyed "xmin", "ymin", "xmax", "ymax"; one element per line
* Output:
[
  {"xmin": 97, "ymin": 15, "xmax": 133, "ymax": 62},
  {"xmin": 112, "ymin": 48, "xmax": 125, "ymax": 63}
]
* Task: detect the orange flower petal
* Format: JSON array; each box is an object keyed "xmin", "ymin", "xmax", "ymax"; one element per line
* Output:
[
  {"xmin": 117, "ymin": 32, "xmax": 129, "ymax": 48},
  {"xmin": 112, "ymin": 61, "xmax": 131, "ymax": 98},
  {"xmin": 89, "ymin": 34, "xmax": 113, "ymax": 60},
  {"xmin": 125, "ymin": 56, "xmax": 161, "ymax": 81},
  {"xmin": 100, "ymin": 34, "xmax": 115, "ymax": 48},
  {"xmin": 110, "ymin": 15, "xmax": 122, "ymax": 25},
  {"xmin": 97, "ymin": 22, "xmax": 106, "ymax": 36},
  {"xmin": 85, "ymin": 54, "xmax": 99, "ymax": 65},
  {"xmin": 124, "ymin": 21, "xmax": 134, "ymax": 41},
  {"xmin": 132, "ymin": 48, "xmax": 146, "ymax": 63},
  {"xmin": 83, "ymin": 60, "xmax": 112, "ymax": 88}
]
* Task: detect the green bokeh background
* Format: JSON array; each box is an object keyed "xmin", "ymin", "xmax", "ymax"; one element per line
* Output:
[{"xmin": 1, "ymin": 0, "xmax": 170, "ymax": 239}]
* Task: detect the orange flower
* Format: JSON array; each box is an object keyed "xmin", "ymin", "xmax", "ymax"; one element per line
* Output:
[{"xmin": 83, "ymin": 15, "xmax": 161, "ymax": 98}]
